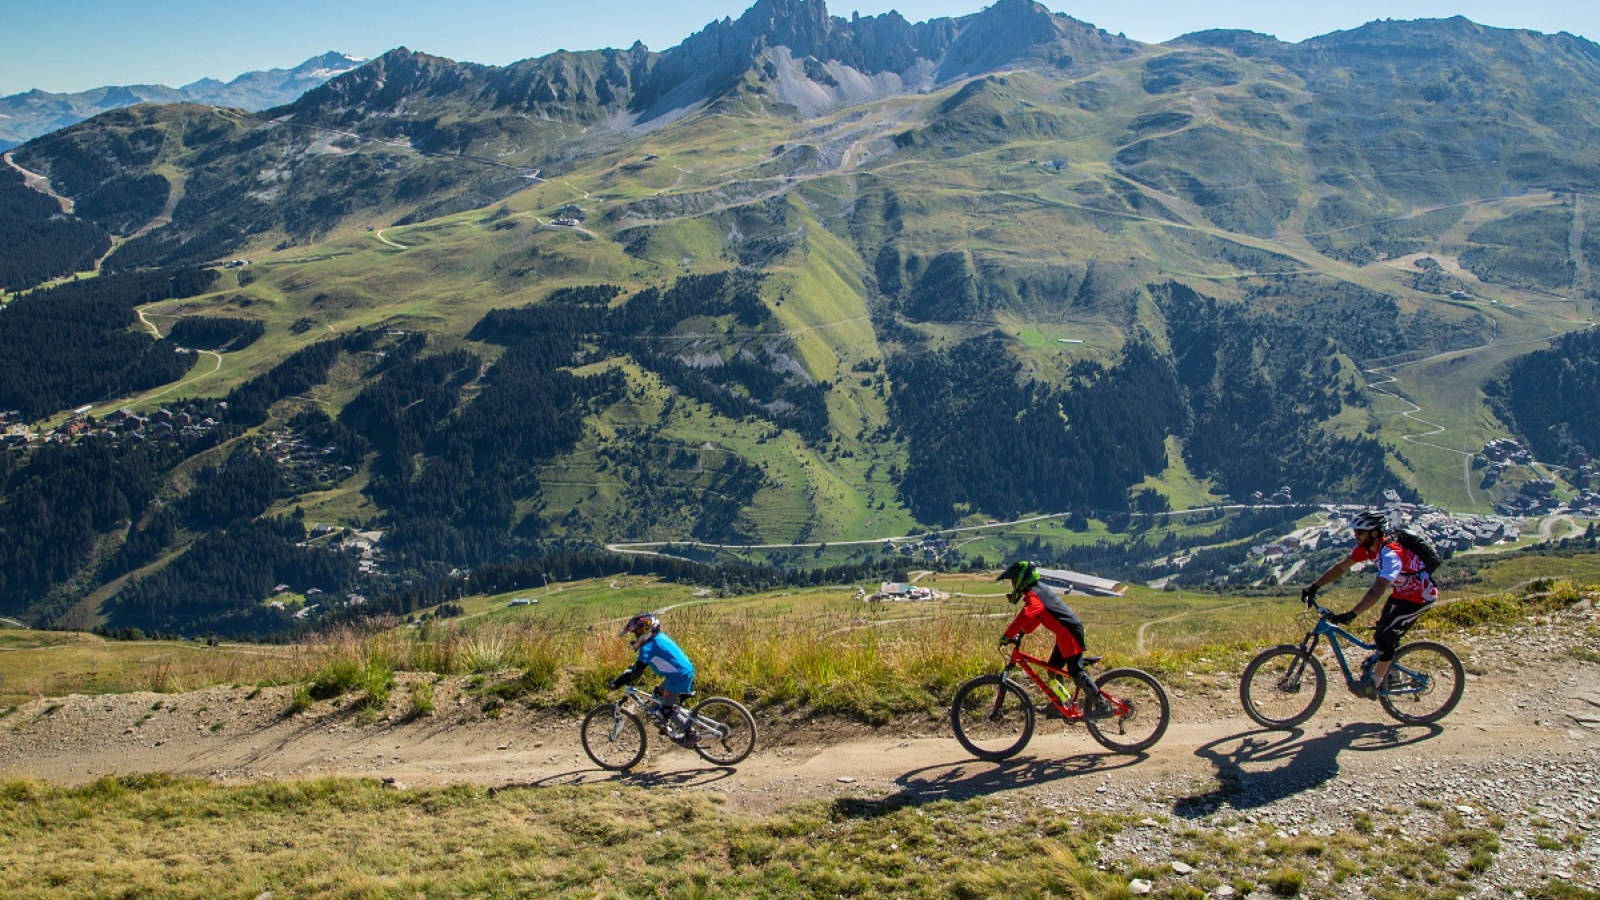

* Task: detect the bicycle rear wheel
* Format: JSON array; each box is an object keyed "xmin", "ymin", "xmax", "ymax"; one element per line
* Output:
[
  {"xmin": 1379, "ymin": 641, "xmax": 1465, "ymax": 725},
  {"xmin": 1085, "ymin": 668, "xmax": 1170, "ymax": 754},
  {"xmin": 689, "ymin": 696, "xmax": 757, "ymax": 765},
  {"xmin": 1239, "ymin": 644, "xmax": 1326, "ymax": 729},
  {"xmin": 950, "ymin": 674, "xmax": 1035, "ymax": 761},
  {"xmin": 581, "ymin": 703, "xmax": 647, "ymax": 770}
]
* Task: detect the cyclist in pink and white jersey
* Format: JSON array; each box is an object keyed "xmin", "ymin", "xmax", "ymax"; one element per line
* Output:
[{"xmin": 1299, "ymin": 509, "xmax": 1439, "ymax": 699}]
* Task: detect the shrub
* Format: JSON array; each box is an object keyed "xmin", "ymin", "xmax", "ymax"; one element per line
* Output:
[
  {"xmin": 406, "ymin": 678, "xmax": 435, "ymax": 719},
  {"xmin": 1265, "ymin": 867, "xmax": 1305, "ymax": 896}
]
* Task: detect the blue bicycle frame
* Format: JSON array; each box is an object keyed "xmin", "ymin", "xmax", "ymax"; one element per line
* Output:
[{"xmin": 1304, "ymin": 603, "xmax": 1429, "ymax": 698}]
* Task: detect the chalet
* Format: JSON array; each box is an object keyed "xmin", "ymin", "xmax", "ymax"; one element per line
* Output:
[{"xmin": 874, "ymin": 582, "xmax": 933, "ymax": 601}]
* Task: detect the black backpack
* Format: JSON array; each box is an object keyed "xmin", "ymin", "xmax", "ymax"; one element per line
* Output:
[{"xmin": 1393, "ymin": 528, "xmax": 1445, "ymax": 575}]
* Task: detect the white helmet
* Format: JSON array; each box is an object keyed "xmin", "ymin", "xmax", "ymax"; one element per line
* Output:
[{"xmin": 1347, "ymin": 509, "xmax": 1388, "ymax": 532}]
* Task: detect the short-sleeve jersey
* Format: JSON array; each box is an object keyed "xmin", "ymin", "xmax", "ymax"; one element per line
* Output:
[
  {"xmin": 1349, "ymin": 540, "xmax": 1439, "ymax": 604},
  {"xmin": 635, "ymin": 632, "xmax": 695, "ymax": 680}
]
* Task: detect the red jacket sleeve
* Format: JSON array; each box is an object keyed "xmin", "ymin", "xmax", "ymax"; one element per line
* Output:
[{"xmin": 1002, "ymin": 590, "xmax": 1045, "ymax": 640}]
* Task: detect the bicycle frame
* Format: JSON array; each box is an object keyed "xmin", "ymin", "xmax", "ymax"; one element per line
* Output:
[
  {"xmin": 994, "ymin": 638, "xmax": 1125, "ymax": 723},
  {"xmin": 617, "ymin": 684, "xmax": 669, "ymax": 722},
  {"xmin": 616, "ymin": 684, "xmax": 728, "ymax": 741},
  {"xmin": 1301, "ymin": 604, "xmax": 1433, "ymax": 699}
]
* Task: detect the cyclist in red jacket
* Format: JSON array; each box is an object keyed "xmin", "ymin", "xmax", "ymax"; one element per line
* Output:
[
  {"xmin": 998, "ymin": 560, "xmax": 1106, "ymax": 716},
  {"xmin": 1300, "ymin": 509, "xmax": 1439, "ymax": 699}
]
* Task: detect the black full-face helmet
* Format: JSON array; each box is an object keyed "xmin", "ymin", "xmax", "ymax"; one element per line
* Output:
[{"xmin": 997, "ymin": 560, "xmax": 1041, "ymax": 603}]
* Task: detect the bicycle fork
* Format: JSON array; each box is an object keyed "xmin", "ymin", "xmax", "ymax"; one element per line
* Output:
[
  {"xmin": 1281, "ymin": 633, "xmax": 1321, "ymax": 692},
  {"xmin": 989, "ymin": 666, "xmax": 1018, "ymax": 721}
]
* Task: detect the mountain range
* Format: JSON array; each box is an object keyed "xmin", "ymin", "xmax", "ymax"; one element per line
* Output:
[
  {"xmin": 0, "ymin": 51, "xmax": 363, "ymax": 151},
  {"xmin": 2, "ymin": 0, "xmax": 1599, "ymax": 636}
]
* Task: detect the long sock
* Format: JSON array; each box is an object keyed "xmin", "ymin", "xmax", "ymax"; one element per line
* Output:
[{"xmin": 1075, "ymin": 674, "xmax": 1099, "ymax": 704}]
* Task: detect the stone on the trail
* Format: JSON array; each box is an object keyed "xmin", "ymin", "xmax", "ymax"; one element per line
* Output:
[
  {"xmin": 1140, "ymin": 817, "xmax": 1161, "ymax": 827},
  {"xmin": 1171, "ymin": 860, "xmax": 1194, "ymax": 875},
  {"xmin": 1212, "ymin": 886, "xmax": 1235, "ymax": 898},
  {"xmin": 1129, "ymin": 878, "xmax": 1153, "ymax": 895},
  {"xmin": 837, "ymin": 776, "xmax": 857, "ymax": 783}
]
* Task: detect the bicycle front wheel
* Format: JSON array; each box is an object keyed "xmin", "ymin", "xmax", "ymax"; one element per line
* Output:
[
  {"xmin": 1240, "ymin": 645, "xmax": 1326, "ymax": 729},
  {"xmin": 950, "ymin": 674, "xmax": 1035, "ymax": 761},
  {"xmin": 1379, "ymin": 641, "xmax": 1465, "ymax": 725},
  {"xmin": 689, "ymin": 696, "xmax": 757, "ymax": 765},
  {"xmin": 581, "ymin": 703, "xmax": 647, "ymax": 770},
  {"xmin": 1085, "ymin": 668, "xmax": 1171, "ymax": 754}
]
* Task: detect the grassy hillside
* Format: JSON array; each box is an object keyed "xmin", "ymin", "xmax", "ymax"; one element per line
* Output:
[{"xmin": 4, "ymin": 10, "xmax": 1600, "ymax": 634}]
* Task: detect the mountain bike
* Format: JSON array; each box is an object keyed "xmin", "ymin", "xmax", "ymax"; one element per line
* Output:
[
  {"xmin": 1239, "ymin": 601, "xmax": 1464, "ymax": 729},
  {"xmin": 950, "ymin": 634, "xmax": 1170, "ymax": 760},
  {"xmin": 580, "ymin": 684, "xmax": 757, "ymax": 770}
]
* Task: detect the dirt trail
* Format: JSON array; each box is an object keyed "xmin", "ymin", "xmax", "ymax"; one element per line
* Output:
[{"xmin": 2, "ymin": 610, "xmax": 1596, "ymax": 820}]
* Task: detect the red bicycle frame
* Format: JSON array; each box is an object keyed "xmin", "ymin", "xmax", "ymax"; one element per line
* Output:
[{"xmin": 999, "ymin": 638, "xmax": 1127, "ymax": 722}]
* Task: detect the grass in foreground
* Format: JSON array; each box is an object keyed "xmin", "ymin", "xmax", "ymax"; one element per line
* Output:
[
  {"xmin": 4, "ymin": 771, "xmax": 1583, "ymax": 900},
  {"xmin": 0, "ymin": 775, "xmax": 1126, "ymax": 900}
]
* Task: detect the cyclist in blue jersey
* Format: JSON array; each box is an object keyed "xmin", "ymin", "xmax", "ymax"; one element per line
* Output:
[{"xmin": 608, "ymin": 613, "xmax": 698, "ymax": 737}]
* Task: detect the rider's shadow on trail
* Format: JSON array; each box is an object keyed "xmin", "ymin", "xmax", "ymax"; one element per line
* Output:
[
  {"xmin": 1175, "ymin": 721, "xmax": 1443, "ymax": 818},
  {"xmin": 847, "ymin": 749, "xmax": 1148, "ymax": 815}
]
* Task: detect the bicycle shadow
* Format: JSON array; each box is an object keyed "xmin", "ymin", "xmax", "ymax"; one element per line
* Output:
[
  {"xmin": 503, "ymin": 763, "xmax": 739, "ymax": 792},
  {"xmin": 1174, "ymin": 720, "xmax": 1443, "ymax": 818},
  {"xmin": 816, "ymin": 749, "xmax": 1148, "ymax": 822}
]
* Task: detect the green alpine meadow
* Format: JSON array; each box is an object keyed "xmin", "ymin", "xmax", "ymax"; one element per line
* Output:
[{"xmin": 0, "ymin": 0, "xmax": 1596, "ymax": 639}]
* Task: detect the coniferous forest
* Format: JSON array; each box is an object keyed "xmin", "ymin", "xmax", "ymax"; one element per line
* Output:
[
  {"xmin": 0, "ymin": 167, "xmax": 110, "ymax": 292},
  {"xmin": 0, "ymin": 268, "xmax": 214, "ymax": 419},
  {"xmin": 7, "ymin": 4, "xmax": 1600, "ymax": 639},
  {"xmin": 1486, "ymin": 326, "xmax": 1600, "ymax": 477},
  {"xmin": 0, "ymin": 263, "xmax": 1483, "ymax": 635}
]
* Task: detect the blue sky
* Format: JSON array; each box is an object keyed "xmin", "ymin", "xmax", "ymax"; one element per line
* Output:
[{"xmin": 2, "ymin": 0, "xmax": 1596, "ymax": 96}]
